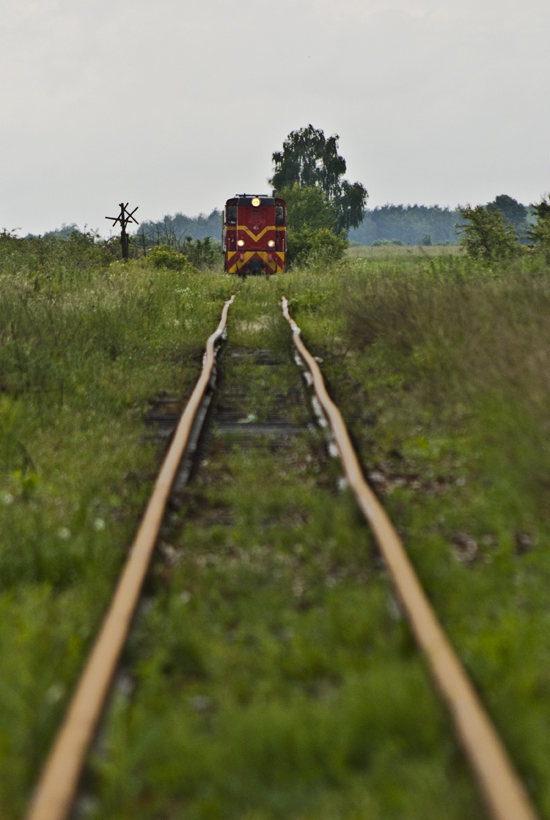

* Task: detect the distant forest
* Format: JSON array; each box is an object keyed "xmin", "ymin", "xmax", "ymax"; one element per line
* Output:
[
  {"xmin": 41, "ymin": 197, "xmax": 532, "ymax": 247},
  {"xmin": 349, "ymin": 205, "xmax": 461, "ymax": 245},
  {"xmin": 137, "ymin": 211, "xmax": 223, "ymax": 245},
  {"xmin": 136, "ymin": 206, "xmax": 461, "ymax": 246}
]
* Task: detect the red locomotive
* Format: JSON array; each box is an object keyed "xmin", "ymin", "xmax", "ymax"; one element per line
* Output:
[{"xmin": 222, "ymin": 194, "xmax": 286, "ymax": 275}]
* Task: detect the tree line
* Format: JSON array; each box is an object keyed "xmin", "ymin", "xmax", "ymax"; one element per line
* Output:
[
  {"xmin": 349, "ymin": 196, "xmax": 537, "ymax": 246},
  {"xmin": 29, "ymin": 124, "xmax": 550, "ymax": 266},
  {"xmin": 41, "ymin": 198, "xmax": 535, "ymax": 251}
]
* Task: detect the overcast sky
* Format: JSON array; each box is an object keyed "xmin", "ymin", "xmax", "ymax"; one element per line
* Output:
[{"xmin": 2, "ymin": 0, "xmax": 549, "ymax": 235}]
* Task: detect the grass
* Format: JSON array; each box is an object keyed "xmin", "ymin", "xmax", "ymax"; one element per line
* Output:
[
  {"xmin": 345, "ymin": 244, "xmax": 463, "ymax": 261},
  {"xmin": 0, "ymin": 236, "xmax": 233, "ymax": 816},
  {"xmin": 2, "ymin": 234, "xmax": 550, "ymax": 818},
  {"xmin": 288, "ymin": 250, "xmax": 550, "ymax": 814},
  {"xmin": 86, "ymin": 298, "xmax": 484, "ymax": 819}
]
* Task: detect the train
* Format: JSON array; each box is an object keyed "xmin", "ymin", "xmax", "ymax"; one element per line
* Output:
[{"xmin": 222, "ymin": 194, "xmax": 286, "ymax": 276}]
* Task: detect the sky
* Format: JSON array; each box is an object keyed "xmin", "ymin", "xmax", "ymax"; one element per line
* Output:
[{"xmin": 1, "ymin": 0, "xmax": 549, "ymax": 235}]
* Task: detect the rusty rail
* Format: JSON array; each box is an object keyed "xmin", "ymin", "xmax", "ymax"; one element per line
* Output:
[
  {"xmin": 281, "ymin": 296, "xmax": 538, "ymax": 820},
  {"xmin": 27, "ymin": 296, "xmax": 235, "ymax": 820}
]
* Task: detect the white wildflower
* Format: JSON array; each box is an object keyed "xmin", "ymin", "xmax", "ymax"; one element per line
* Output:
[{"xmin": 45, "ymin": 683, "xmax": 65, "ymax": 705}]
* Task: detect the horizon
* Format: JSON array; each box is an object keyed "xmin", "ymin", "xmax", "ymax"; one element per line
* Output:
[
  {"xmin": 15, "ymin": 196, "xmax": 534, "ymax": 240},
  {"xmin": 2, "ymin": 1, "xmax": 548, "ymax": 238}
]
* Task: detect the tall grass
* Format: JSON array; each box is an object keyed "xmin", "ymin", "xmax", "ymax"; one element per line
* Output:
[
  {"xmin": 0, "ymin": 239, "xmax": 233, "ymax": 816},
  {"xmin": 260, "ymin": 251, "xmax": 550, "ymax": 814},
  {"xmin": 310, "ymin": 256, "xmax": 550, "ymax": 814},
  {"xmin": 343, "ymin": 266, "xmax": 550, "ymax": 518},
  {"xmin": 5, "ymin": 237, "xmax": 550, "ymax": 818},
  {"xmin": 87, "ymin": 293, "xmax": 485, "ymax": 820}
]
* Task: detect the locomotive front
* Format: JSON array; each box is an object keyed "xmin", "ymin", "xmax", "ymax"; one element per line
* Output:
[{"xmin": 223, "ymin": 195, "xmax": 286, "ymax": 275}]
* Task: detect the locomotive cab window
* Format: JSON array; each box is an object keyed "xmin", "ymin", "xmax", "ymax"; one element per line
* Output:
[
  {"xmin": 275, "ymin": 206, "xmax": 284, "ymax": 226},
  {"xmin": 226, "ymin": 205, "xmax": 237, "ymax": 225}
]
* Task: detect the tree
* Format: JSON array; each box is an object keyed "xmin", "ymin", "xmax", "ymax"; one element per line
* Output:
[
  {"xmin": 457, "ymin": 205, "xmax": 520, "ymax": 261},
  {"xmin": 527, "ymin": 195, "xmax": 550, "ymax": 262},
  {"xmin": 276, "ymin": 185, "xmax": 347, "ymax": 268},
  {"xmin": 487, "ymin": 194, "xmax": 529, "ymax": 239},
  {"xmin": 270, "ymin": 125, "xmax": 368, "ymax": 234},
  {"xmin": 280, "ymin": 184, "xmax": 336, "ymax": 232}
]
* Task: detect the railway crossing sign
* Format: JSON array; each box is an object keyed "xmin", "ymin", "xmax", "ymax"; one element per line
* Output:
[{"xmin": 105, "ymin": 202, "xmax": 139, "ymax": 259}]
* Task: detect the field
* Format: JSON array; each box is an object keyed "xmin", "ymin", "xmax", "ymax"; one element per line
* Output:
[
  {"xmin": 346, "ymin": 244, "xmax": 463, "ymax": 260},
  {"xmin": 2, "ymin": 235, "xmax": 550, "ymax": 819}
]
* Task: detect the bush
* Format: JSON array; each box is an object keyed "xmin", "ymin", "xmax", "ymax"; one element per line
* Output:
[
  {"xmin": 371, "ymin": 238, "xmax": 405, "ymax": 247},
  {"xmin": 457, "ymin": 205, "xmax": 520, "ymax": 261},
  {"xmin": 286, "ymin": 227, "xmax": 348, "ymax": 268},
  {"xmin": 527, "ymin": 196, "xmax": 550, "ymax": 263},
  {"xmin": 146, "ymin": 245, "xmax": 197, "ymax": 272},
  {"xmin": 180, "ymin": 236, "xmax": 221, "ymax": 270},
  {"xmin": 0, "ymin": 228, "xmax": 117, "ymax": 273}
]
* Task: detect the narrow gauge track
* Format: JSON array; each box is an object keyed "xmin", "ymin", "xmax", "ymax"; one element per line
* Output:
[{"xmin": 27, "ymin": 296, "xmax": 538, "ymax": 820}]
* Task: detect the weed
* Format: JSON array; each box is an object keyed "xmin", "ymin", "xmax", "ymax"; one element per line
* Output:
[
  {"xmin": 0, "ymin": 243, "xmax": 233, "ymax": 816},
  {"xmin": 4, "ymin": 240, "xmax": 550, "ymax": 818},
  {"xmin": 87, "ymin": 281, "xmax": 485, "ymax": 820}
]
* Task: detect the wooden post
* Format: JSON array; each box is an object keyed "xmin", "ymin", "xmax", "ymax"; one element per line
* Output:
[{"xmin": 105, "ymin": 203, "xmax": 139, "ymax": 259}]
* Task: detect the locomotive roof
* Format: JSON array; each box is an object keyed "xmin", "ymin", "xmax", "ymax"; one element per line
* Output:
[{"xmin": 227, "ymin": 195, "xmax": 275, "ymax": 206}]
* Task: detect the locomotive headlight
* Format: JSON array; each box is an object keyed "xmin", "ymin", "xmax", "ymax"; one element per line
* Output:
[
  {"xmin": 267, "ymin": 240, "xmax": 275, "ymax": 248},
  {"xmin": 237, "ymin": 239, "xmax": 245, "ymax": 247},
  {"xmin": 251, "ymin": 197, "xmax": 261, "ymax": 207}
]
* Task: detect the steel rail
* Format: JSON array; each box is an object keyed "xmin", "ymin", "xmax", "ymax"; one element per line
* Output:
[
  {"xmin": 27, "ymin": 295, "xmax": 236, "ymax": 820},
  {"xmin": 281, "ymin": 296, "xmax": 538, "ymax": 820}
]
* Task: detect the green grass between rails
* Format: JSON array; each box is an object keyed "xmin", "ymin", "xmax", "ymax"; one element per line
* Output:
[
  {"xmin": 1, "ymin": 240, "xmax": 550, "ymax": 818},
  {"xmin": 86, "ymin": 296, "xmax": 483, "ymax": 820}
]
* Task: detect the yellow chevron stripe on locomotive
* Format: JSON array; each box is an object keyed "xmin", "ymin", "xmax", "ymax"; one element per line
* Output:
[
  {"xmin": 226, "ymin": 251, "xmax": 285, "ymax": 274},
  {"xmin": 237, "ymin": 225, "xmax": 276, "ymax": 242}
]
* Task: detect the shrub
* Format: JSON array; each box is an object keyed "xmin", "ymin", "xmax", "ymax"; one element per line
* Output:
[
  {"xmin": 286, "ymin": 227, "xmax": 348, "ymax": 268},
  {"xmin": 527, "ymin": 196, "xmax": 550, "ymax": 263},
  {"xmin": 146, "ymin": 245, "xmax": 197, "ymax": 272},
  {"xmin": 457, "ymin": 205, "xmax": 520, "ymax": 261},
  {"xmin": 0, "ymin": 228, "xmax": 117, "ymax": 272},
  {"xmin": 180, "ymin": 236, "xmax": 221, "ymax": 270},
  {"xmin": 371, "ymin": 238, "xmax": 405, "ymax": 247}
]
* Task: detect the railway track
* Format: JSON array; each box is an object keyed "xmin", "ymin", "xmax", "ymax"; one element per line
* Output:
[{"xmin": 27, "ymin": 295, "xmax": 539, "ymax": 820}]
